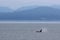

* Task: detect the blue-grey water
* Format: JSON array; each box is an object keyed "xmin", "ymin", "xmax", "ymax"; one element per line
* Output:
[{"xmin": 0, "ymin": 22, "xmax": 60, "ymax": 40}]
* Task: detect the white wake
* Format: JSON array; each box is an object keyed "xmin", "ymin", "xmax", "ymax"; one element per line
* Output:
[{"xmin": 41, "ymin": 27, "xmax": 48, "ymax": 32}]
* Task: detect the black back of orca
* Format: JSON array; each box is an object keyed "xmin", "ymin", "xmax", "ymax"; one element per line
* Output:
[{"xmin": 40, "ymin": 29, "xmax": 42, "ymax": 32}]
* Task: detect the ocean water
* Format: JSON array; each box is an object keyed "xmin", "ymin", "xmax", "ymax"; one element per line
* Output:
[{"xmin": 0, "ymin": 22, "xmax": 60, "ymax": 40}]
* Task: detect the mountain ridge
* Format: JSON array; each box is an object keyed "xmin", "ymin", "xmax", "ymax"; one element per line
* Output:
[
  {"xmin": 0, "ymin": 7, "xmax": 13, "ymax": 13},
  {"xmin": 0, "ymin": 6, "xmax": 60, "ymax": 21}
]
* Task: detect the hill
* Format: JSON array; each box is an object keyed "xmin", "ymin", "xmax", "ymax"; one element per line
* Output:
[{"xmin": 0, "ymin": 6, "xmax": 60, "ymax": 21}]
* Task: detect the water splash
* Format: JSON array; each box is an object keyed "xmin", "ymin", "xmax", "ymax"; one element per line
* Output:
[{"xmin": 41, "ymin": 27, "xmax": 48, "ymax": 32}]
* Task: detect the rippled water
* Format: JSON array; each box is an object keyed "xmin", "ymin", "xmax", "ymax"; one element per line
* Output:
[{"xmin": 0, "ymin": 22, "xmax": 60, "ymax": 40}]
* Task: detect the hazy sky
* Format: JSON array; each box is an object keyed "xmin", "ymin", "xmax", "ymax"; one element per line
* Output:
[{"xmin": 0, "ymin": 0, "xmax": 60, "ymax": 9}]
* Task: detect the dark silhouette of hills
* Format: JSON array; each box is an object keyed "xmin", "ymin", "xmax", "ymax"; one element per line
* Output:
[{"xmin": 0, "ymin": 6, "xmax": 60, "ymax": 21}]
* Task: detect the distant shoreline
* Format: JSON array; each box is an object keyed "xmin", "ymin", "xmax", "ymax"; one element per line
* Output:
[{"xmin": 0, "ymin": 21, "xmax": 60, "ymax": 23}]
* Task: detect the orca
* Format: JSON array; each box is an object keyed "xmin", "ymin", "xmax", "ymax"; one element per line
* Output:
[
  {"xmin": 40, "ymin": 29, "xmax": 42, "ymax": 32},
  {"xmin": 36, "ymin": 29, "xmax": 42, "ymax": 32}
]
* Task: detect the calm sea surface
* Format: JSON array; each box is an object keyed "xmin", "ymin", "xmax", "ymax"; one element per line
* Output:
[{"xmin": 0, "ymin": 21, "xmax": 60, "ymax": 40}]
